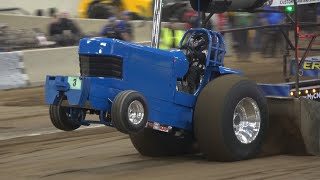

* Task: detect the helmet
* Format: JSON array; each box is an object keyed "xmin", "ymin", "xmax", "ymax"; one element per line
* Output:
[{"xmin": 190, "ymin": 33, "xmax": 208, "ymax": 51}]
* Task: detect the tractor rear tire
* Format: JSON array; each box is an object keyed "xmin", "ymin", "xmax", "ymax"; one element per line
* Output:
[
  {"xmin": 194, "ymin": 74, "xmax": 268, "ymax": 161},
  {"xmin": 49, "ymin": 104, "xmax": 82, "ymax": 131},
  {"xmin": 130, "ymin": 128, "xmax": 194, "ymax": 157}
]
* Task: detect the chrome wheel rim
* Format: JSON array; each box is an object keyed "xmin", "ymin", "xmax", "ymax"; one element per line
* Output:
[
  {"xmin": 233, "ymin": 97, "xmax": 261, "ymax": 144},
  {"xmin": 128, "ymin": 100, "xmax": 145, "ymax": 125}
]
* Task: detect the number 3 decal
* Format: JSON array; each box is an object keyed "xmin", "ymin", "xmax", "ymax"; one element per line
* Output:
[{"xmin": 68, "ymin": 77, "xmax": 82, "ymax": 90}]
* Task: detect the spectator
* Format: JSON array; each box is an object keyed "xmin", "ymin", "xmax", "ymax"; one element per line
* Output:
[
  {"xmin": 113, "ymin": 22, "xmax": 132, "ymax": 41},
  {"xmin": 232, "ymin": 12, "xmax": 253, "ymax": 60},
  {"xmin": 100, "ymin": 17, "xmax": 118, "ymax": 38},
  {"xmin": 48, "ymin": 14, "xmax": 61, "ymax": 36},
  {"xmin": 118, "ymin": 11, "xmax": 134, "ymax": 41},
  {"xmin": 48, "ymin": 12, "xmax": 82, "ymax": 46},
  {"xmin": 252, "ymin": 13, "xmax": 264, "ymax": 52},
  {"xmin": 217, "ymin": 14, "xmax": 228, "ymax": 32},
  {"xmin": 100, "ymin": 16, "xmax": 132, "ymax": 42},
  {"xmin": 159, "ymin": 19, "xmax": 185, "ymax": 50},
  {"xmin": 35, "ymin": 9, "xmax": 44, "ymax": 16},
  {"xmin": 183, "ymin": 8, "xmax": 197, "ymax": 29},
  {"xmin": 49, "ymin": 12, "xmax": 81, "ymax": 36},
  {"xmin": 261, "ymin": 7, "xmax": 285, "ymax": 58},
  {"xmin": 48, "ymin": 8, "xmax": 58, "ymax": 17},
  {"xmin": 59, "ymin": 12, "xmax": 81, "ymax": 35},
  {"xmin": 227, "ymin": 12, "xmax": 238, "ymax": 43}
]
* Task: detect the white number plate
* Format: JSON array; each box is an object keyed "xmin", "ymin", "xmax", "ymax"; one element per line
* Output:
[{"xmin": 67, "ymin": 77, "xmax": 82, "ymax": 90}]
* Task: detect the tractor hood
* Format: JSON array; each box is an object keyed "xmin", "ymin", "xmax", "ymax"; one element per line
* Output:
[{"xmin": 78, "ymin": 38, "xmax": 189, "ymax": 78}]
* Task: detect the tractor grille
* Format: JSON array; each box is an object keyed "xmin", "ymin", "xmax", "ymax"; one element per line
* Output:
[{"xmin": 79, "ymin": 55, "xmax": 123, "ymax": 79}]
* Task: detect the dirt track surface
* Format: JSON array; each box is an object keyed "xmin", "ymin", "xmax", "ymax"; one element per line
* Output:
[
  {"xmin": 1, "ymin": 56, "xmax": 320, "ymax": 179},
  {"xmin": 2, "ymin": 130, "xmax": 320, "ymax": 180}
]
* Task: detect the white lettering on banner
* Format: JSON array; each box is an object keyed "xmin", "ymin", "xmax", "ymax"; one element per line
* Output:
[
  {"xmin": 0, "ymin": 52, "xmax": 29, "ymax": 90},
  {"xmin": 271, "ymin": 0, "xmax": 320, "ymax": 6},
  {"xmin": 304, "ymin": 92, "xmax": 320, "ymax": 100}
]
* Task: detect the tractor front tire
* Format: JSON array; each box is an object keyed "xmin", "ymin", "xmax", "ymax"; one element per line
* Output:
[
  {"xmin": 130, "ymin": 128, "xmax": 194, "ymax": 157},
  {"xmin": 49, "ymin": 104, "xmax": 82, "ymax": 131},
  {"xmin": 194, "ymin": 74, "xmax": 268, "ymax": 161},
  {"xmin": 111, "ymin": 90, "xmax": 149, "ymax": 134}
]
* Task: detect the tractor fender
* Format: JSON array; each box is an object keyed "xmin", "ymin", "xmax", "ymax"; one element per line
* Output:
[{"xmin": 218, "ymin": 66, "xmax": 242, "ymax": 75}]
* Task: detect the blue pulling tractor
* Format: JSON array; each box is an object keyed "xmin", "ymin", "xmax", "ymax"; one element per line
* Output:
[
  {"xmin": 45, "ymin": 0, "xmax": 320, "ymax": 161},
  {"xmin": 46, "ymin": 28, "xmax": 268, "ymax": 161}
]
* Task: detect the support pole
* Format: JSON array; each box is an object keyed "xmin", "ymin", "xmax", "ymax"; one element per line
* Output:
[
  {"xmin": 294, "ymin": 0, "xmax": 300, "ymax": 97},
  {"xmin": 283, "ymin": 26, "xmax": 289, "ymax": 82},
  {"xmin": 151, "ymin": 0, "xmax": 163, "ymax": 48}
]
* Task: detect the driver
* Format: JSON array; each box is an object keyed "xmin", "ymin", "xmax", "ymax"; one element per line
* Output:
[
  {"xmin": 187, "ymin": 33, "xmax": 208, "ymax": 65},
  {"xmin": 184, "ymin": 33, "xmax": 208, "ymax": 93}
]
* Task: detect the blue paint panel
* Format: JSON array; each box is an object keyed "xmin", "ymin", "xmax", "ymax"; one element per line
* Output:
[
  {"xmin": 45, "ymin": 76, "xmax": 61, "ymax": 104},
  {"xmin": 79, "ymin": 38, "xmax": 177, "ymax": 68},
  {"xmin": 113, "ymin": 40, "xmax": 174, "ymax": 68},
  {"xmin": 124, "ymin": 61, "xmax": 175, "ymax": 101},
  {"xmin": 218, "ymin": 66, "xmax": 242, "ymax": 75},
  {"xmin": 258, "ymin": 84, "xmax": 290, "ymax": 97},
  {"xmin": 170, "ymin": 50, "xmax": 189, "ymax": 78},
  {"xmin": 147, "ymin": 97, "xmax": 193, "ymax": 130},
  {"xmin": 88, "ymin": 78, "xmax": 122, "ymax": 111},
  {"xmin": 78, "ymin": 38, "xmax": 113, "ymax": 55},
  {"xmin": 45, "ymin": 75, "xmax": 88, "ymax": 107},
  {"xmin": 174, "ymin": 91, "xmax": 196, "ymax": 107}
]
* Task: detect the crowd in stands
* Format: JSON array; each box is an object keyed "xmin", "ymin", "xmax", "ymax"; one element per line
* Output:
[
  {"xmin": 46, "ymin": 11, "xmax": 134, "ymax": 47},
  {"xmin": 1, "ymin": 4, "xmax": 319, "ymax": 57},
  {"xmin": 48, "ymin": 12, "xmax": 82, "ymax": 46}
]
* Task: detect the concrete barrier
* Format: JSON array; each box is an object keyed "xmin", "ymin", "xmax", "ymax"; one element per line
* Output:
[
  {"xmin": 0, "ymin": 52, "xmax": 28, "ymax": 90},
  {"xmin": 22, "ymin": 47, "xmax": 79, "ymax": 86}
]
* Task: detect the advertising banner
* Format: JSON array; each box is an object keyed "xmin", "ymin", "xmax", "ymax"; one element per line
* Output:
[{"xmin": 270, "ymin": 0, "xmax": 320, "ymax": 6}]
